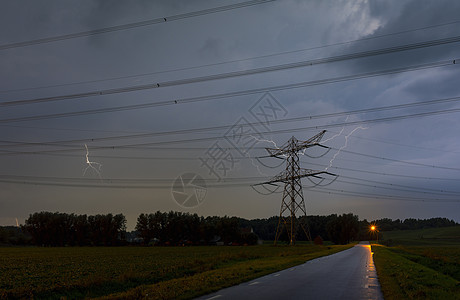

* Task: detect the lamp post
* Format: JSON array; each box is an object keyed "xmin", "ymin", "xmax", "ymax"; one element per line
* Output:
[{"xmin": 370, "ymin": 225, "xmax": 379, "ymax": 243}]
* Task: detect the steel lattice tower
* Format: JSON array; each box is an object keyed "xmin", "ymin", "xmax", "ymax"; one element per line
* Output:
[{"xmin": 256, "ymin": 130, "xmax": 334, "ymax": 245}]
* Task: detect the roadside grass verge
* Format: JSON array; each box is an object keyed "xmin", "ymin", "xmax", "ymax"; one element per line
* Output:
[
  {"xmin": 0, "ymin": 244, "xmax": 353, "ymax": 299},
  {"xmin": 391, "ymin": 246, "xmax": 460, "ymax": 281},
  {"xmin": 372, "ymin": 244, "xmax": 460, "ymax": 299}
]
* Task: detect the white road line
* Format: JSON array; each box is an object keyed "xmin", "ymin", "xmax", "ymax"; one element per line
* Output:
[
  {"xmin": 249, "ymin": 281, "xmax": 260, "ymax": 285},
  {"xmin": 206, "ymin": 295, "xmax": 222, "ymax": 300},
  {"xmin": 273, "ymin": 273, "xmax": 281, "ymax": 277}
]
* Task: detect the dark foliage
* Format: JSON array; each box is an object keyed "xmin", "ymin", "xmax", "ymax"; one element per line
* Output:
[
  {"xmin": 4, "ymin": 211, "xmax": 456, "ymax": 247},
  {"xmin": 326, "ymin": 213, "xmax": 360, "ymax": 244},
  {"xmin": 0, "ymin": 226, "xmax": 30, "ymax": 245},
  {"xmin": 135, "ymin": 211, "xmax": 258, "ymax": 245},
  {"xmin": 373, "ymin": 217, "xmax": 457, "ymax": 231},
  {"xmin": 242, "ymin": 215, "xmax": 457, "ymax": 243},
  {"xmin": 23, "ymin": 212, "xmax": 126, "ymax": 246}
]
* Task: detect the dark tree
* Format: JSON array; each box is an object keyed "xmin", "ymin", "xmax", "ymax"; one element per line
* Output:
[
  {"xmin": 327, "ymin": 213, "xmax": 359, "ymax": 244},
  {"xmin": 24, "ymin": 212, "xmax": 126, "ymax": 246}
]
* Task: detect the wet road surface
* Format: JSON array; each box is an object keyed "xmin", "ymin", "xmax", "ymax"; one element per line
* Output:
[{"xmin": 196, "ymin": 242, "xmax": 383, "ymax": 300}]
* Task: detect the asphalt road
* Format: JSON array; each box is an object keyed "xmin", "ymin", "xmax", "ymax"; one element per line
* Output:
[{"xmin": 196, "ymin": 242, "xmax": 383, "ymax": 300}]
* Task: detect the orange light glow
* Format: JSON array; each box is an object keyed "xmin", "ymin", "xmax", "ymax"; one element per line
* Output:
[{"xmin": 370, "ymin": 226, "xmax": 376, "ymax": 231}]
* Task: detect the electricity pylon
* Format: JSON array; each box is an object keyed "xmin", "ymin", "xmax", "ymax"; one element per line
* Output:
[{"xmin": 255, "ymin": 130, "xmax": 335, "ymax": 245}]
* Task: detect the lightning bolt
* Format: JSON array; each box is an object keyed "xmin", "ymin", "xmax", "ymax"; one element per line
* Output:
[
  {"xmin": 249, "ymin": 135, "xmax": 279, "ymax": 149},
  {"xmin": 15, "ymin": 218, "xmax": 19, "ymax": 227},
  {"xmin": 247, "ymin": 135, "xmax": 285, "ymax": 176},
  {"xmin": 325, "ymin": 126, "xmax": 367, "ymax": 171},
  {"xmin": 83, "ymin": 144, "xmax": 102, "ymax": 179},
  {"xmin": 322, "ymin": 126, "xmax": 346, "ymax": 144}
]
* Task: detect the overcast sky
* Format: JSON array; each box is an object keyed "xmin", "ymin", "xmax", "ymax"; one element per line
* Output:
[{"xmin": 1, "ymin": 0, "xmax": 460, "ymax": 230}]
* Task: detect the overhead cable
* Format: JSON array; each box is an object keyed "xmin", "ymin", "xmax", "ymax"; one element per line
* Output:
[
  {"xmin": 0, "ymin": 59, "xmax": 458, "ymax": 124},
  {"xmin": 2, "ymin": 19, "xmax": 460, "ymax": 95},
  {"xmin": 2, "ymin": 105, "xmax": 460, "ymax": 155},
  {"xmin": 0, "ymin": 0, "xmax": 275, "ymax": 51},
  {"xmin": 2, "ymin": 95, "xmax": 460, "ymax": 147},
  {"xmin": 2, "ymin": 36, "xmax": 460, "ymax": 107}
]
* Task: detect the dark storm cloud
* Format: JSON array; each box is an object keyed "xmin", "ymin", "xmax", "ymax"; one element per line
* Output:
[{"xmin": 1, "ymin": 0, "xmax": 460, "ymax": 228}]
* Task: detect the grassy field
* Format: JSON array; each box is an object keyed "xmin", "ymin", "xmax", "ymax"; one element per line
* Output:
[
  {"xmin": 0, "ymin": 244, "xmax": 353, "ymax": 299},
  {"xmin": 380, "ymin": 226, "xmax": 460, "ymax": 246},
  {"xmin": 372, "ymin": 226, "xmax": 460, "ymax": 299}
]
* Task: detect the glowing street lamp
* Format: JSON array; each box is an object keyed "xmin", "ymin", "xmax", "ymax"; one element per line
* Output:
[{"xmin": 370, "ymin": 225, "xmax": 378, "ymax": 243}]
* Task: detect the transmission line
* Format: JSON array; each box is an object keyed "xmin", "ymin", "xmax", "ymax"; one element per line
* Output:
[
  {"xmin": 2, "ymin": 19, "xmax": 459, "ymax": 95},
  {"xmin": 333, "ymin": 177, "xmax": 460, "ymax": 197},
  {"xmin": 2, "ymin": 36, "xmax": 460, "ymax": 107},
  {"xmin": 2, "ymin": 104, "xmax": 460, "ymax": 156},
  {"xmin": 2, "ymin": 95, "xmax": 459, "ymax": 147},
  {"xmin": 302, "ymin": 160, "xmax": 460, "ymax": 182},
  {"xmin": 0, "ymin": 59, "xmax": 457, "ymax": 124},
  {"xmin": 0, "ymin": 0, "xmax": 275, "ymax": 51},
  {"xmin": 5, "ymin": 150, "xmax": 458, "ymax": 184},
  {"xmin": 2, "ymin": 171, "xmax": 459, "ymax": 198},
  {"xmin": 329, "ymin": 148, "xmax": 460, "ymax": 171},
  {"xmin": 2, "ymin": 174, "xmax": 459, "ymax": 203},
  {"xmin": 310, "ymin": 187, "xmax": 460, "ymax": 203}
]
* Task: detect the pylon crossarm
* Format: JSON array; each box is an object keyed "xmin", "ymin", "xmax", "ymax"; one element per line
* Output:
[
  {"xmin": 299, "ymin": 130, "xmax": 326, "ymax": 146},
  {"xmin": 265, "ymin": 130, "xmax": 327, "ymax": 158},
  {"xmin": 315, "ymin": 143, "xmax": 329, "ymax": 149},
  {"xmin": 265, "ymin": 170, "xmax": 332, "ymax": 184}
]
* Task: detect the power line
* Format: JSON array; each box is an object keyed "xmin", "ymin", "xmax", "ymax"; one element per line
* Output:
[
  {"xmin": 302, "ymin": 160, "xmax": 460, "ymax": 182},
  {"xmin": 2, "ymin": 95, "xmax": 459, "ymax": 147},
  {"xmin": 0, "ymin": 178, "xmax": 256, "ymax": 189},
  {"xmin": 0, "ymin": 0, "xmax": 275, "ymax": 51},
  {"xmin": 2, "ymin": 149, "xmax": 460, "ymax": 187},
  {"xmin": 0, "ymin": 174, "xmax": 263, "ymax": 189},
  {"xmin": 334, "ymin": 177, "xmax": 460, "ymax": 196},
  {"xmin": 2, "ymin": 175, "xmax": 459, "ymax": 203},
  {"xmin": 330, "ymin": 147, "xmax": 460, "ymax": 171},
  {"xmin": 2, "ymin": 174, "xmax": 458, "ymax": 204},
  {"xmin": 2, "ymin": 167, "xmax": 459, "ymax": 196},
  {"xmin": 0, "ymin": 174, "xmax": 263, "ymax": 184},
  {"xmin": 326, "ymin": 128, "xmax": 460, "ymax": 155},
  {"xmin": 5, "ymin": 150, "xmax": 458, "ymax": 184},
  {"xmin": 2, "ymin": 105, "xmax": 460, "ymax": 156},
  {"xmin": 0, "ymin": 124, "xmax": 148, "ymax": 134},
  {"xmin": 2, "ymin": 36, "xmax": 460, "ymax": 108},
  {"xmin": 1, "ymin": 59, "xmax": 457, "ymax": 124},
  {"xmin": 3, "ymin": 18, "xmax": 459, "ymax": 95},
  {"xmin": 310, "ymin": 187, "xmax": 460, "ymax": 203}
]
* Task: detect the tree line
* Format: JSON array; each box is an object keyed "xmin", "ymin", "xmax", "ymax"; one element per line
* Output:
[
  {"xmin": 241, "ymin": 213, "xmax": 361, "ymax": 244},
  {"xmin": 0, "ymin": 211, "xmax": 457, "ymax": 246},
  {"xmin": 240, "ymin": 215, "xmax": 458, "ymax": 244},
  {"xmin": 370, "ymin": 217, "xmax": 457, "ymax": 231},
  {"xmin": 135, "ymin": 211, "xmax": 258, "ymax": 246},
  {"xmin": 22, "ymin": 212, "xmax": 126, "ymax": 246}
]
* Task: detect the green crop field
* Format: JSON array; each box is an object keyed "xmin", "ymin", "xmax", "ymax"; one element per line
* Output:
[
  {"xmin": 0, "ymin": 244, "xmax": 352, "ymax": 299},
  {"xmin": 372, "ymin": 226, "xmax": 460, "ymax": 299}
]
